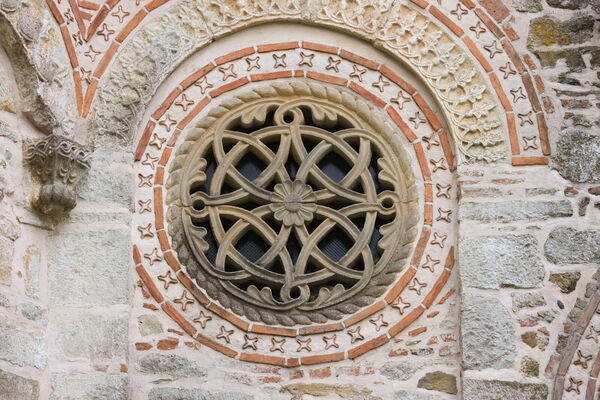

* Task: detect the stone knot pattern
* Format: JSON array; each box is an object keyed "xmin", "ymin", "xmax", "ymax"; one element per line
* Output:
[{"xmin": 167, "ymin": 81, "xmax": 418, "ymax": 326}]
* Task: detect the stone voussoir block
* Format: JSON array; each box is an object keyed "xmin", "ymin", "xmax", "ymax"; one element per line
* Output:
[{"xmin": 545, "ymin": 226, "xmax": 600, "ymax": 264}]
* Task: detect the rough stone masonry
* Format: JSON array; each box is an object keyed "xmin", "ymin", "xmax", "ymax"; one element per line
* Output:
[{"xmin": 0, "ymin": 0, "xmax": 598, "ymax": 399}]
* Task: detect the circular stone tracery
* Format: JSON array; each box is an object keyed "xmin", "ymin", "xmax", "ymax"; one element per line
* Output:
[{"xmin": 167, "ymin": 81, "xmax": 418, "ymax": 326}]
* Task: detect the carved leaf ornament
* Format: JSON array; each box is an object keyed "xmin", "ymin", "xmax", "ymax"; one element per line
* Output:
[{"xmin": 168, "ymin": 82, "xmax": 418, "ymax": 326}]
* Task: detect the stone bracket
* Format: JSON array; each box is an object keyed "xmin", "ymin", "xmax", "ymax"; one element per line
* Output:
[{"xmin": 23, "ymin": 134, "xmax": 91, "ymax": 215}]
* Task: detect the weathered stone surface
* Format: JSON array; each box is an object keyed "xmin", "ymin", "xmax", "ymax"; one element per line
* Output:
[
  {"xmin": 47, "ymin": 228, "xmax": 130, "ymax": 306},
  {"xmin": 520, "ymin": 356, "xmax": 539, "ymax": 377},
  {"xmin": 546, "ymin": 0, "xmax": 589, "ymax": 9},
  {"xmin": 459, "ymin": 200, "xmax": 572, "ymax": 223},
  {"xmin": 381, "ymin": 361, "xmax": 432, "ymax": 381},
  {"xmin": 545, "ymin": 227, "xmax": 600, "ymax": 264},
  {"xmin": 511, "ymin": 292, "xmax": 546, "ymax": 312},
  {"xmin": 459, "ymin": 235, "xmax": 545, "ymax": 289},
  {"xmin": 148, "ymin": 388, "xmax": 254, "ymax": 400},
  {"xmin": 578, "ymin": 196, "xmax": 590, "ymax": 216},
  {"xmin": 513, "ymin": 0, "xmax": 543, "ymax": 12},
  {"xmin": 79, "ymin": 155, "xmax": 134, "ymax": 209},
  {"xmin": 0, "ymin": 369, "xmax": 39, "ymax": 400},
  {"xmin": 462, "ymin": 294, "xmax": 515, "ymax": 370},
  {"xmin": 553, "ymin": 131, "xmax": 600, "ymax": 183},
  {"xmin": 138, "ymin": 314, "xmax": 163, "ymax": 336},
  {"xmin": 20, "ymin": 303, "xmax": 47, "ymax": 325},
  {"xmin": 50, "ymin": 373, "xmax": 127, "ymax": 400},
  {"xmin": 23, "ymin": 244, "xmax": 40, "ymax": 298},
  {"xmin": 280, "ymin": 383, "xmax": 379, "ymax": 400},
  {"xmin": 137, "ymin": 354, "xmax": 207, "ymax": 379},
  {"xmin": 549, "ymin": 272, "xmax": 581, "ymax": 293},
  {"xmin": 417, "ymin": 371, "xmax": 457, "ymax": 394},
  {"xmin": 528, "ymin": 16, "xmax": 595, "ymax": 49},
  {"xmin": 393, "ymin": 391, "xmax": 443, "ymax": 400},
  {"xmin": 0, "ymin": 314, "xmax": 46, "ymax": 368},
  {"xmin": 463, "ymin": 379, "xmax": 548, "ymax": 400},
  {"xmin": 521, "ymin": 331, "xmax": 538, "ymax": 348},
  {"xmin": 53, "ymin": 312, "xmax": 127, "ymax": 362},
  {"xmin": 0, "ymin": 214, "xmax": 19, "ymax": 240},
  {"xmin": 0, "ymin": 236, "xmax": 12, "ymax": 285}
]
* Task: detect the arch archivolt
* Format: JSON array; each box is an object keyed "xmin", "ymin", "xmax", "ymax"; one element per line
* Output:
[{"xmin": 131, "ymin": 37, "xmax": 459, "ymax": 365}]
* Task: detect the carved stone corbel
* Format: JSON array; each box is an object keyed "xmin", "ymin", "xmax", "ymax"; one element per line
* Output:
[{"xmin": 23, "ymin": 134, "xmax": 91, "ymax": 215}]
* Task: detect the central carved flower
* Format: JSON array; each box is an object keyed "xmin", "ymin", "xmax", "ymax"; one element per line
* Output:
[{"xmin": 269, "ymin": 180, "xmax": 317, "ymax": 226}]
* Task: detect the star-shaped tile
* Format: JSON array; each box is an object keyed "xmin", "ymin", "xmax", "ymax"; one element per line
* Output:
[
  {"xmin": 80, "ymin": 67, "xmax": 92, "ymax": 84},
  {"xmin": 450, "ymin": 3, "xmax": 468, "ymax": 20},
  {"xmin": 522, "ymin": 136, "xmax": 538, "ymax": 150},
  {"xmin": 391, "ymin": 90, "xmax": 411, "ymax": 109},
  {"xmin": 422, "ymin": 133, "xmax": 440, "ymax": 150},
  {"xmin": 518, "ymin": 111, "xmax": 534, "ymax": 126},
  {"xmin": 84, "ymin": 46, "xmax": 101, "ymax": 62},
  {"xmin": 323, "ymin": 334, "xmax": 339, "ymax": 350},
  {"xmin": 137, "ymin": 223, "xmax": 154, "ymax": 238},
  {"xmin": 429, "ymin": 158, "xmax": 447, "ymax": 172},
  {"xmin": 499, "ymin": 62, "xmax": 516, "ymax": 79},
  {"xmin": 372, "ymin": 76, "xmax": 390, "ymax": 93},
  {"xmin": 218, "ymin": 64, "xmax": 237, "ymax": 81},
  {"xmin": 194, "ymin": 76, "xmax": 213, "ymax": 94},
  {"xmin": 391, "ymin": 296, "xmax": 411, "ymax": 314},
  {"xmin": 158, "ymin": 271, "xmax": 178, "ymax": 289},
  {"xmin": 409, "ymin": 111, "xmax": 426, "ymax": 129},
  {"xmin": 72, "ymin": 31, "xmax": 83, "ymax": 46},
  {"xmin": 483, "ymin": 40, "xmax": 503, "ymax": 58},
  {"xmin": 273, "ymin": 53, "xmax": 287, "ymax": 68},
  {"xmin": 326, "ymin": 56, "xmax": 341, "ymax": 73},
  {"xmin": 436, "ymin": 208, "xmax": 452, "ymax": 223},
  {"xmin": 149, "ymin": 133, "xmax": 167, "ymax": 150},
  {"xmin": 408, "ymin": 278, "xmax": 427, "ymax": 295},
  {"xmin": 573, "ymin": 350, "xmax": 592, "ymax": 370},
  {"xmin": 299, "ymin": 51, "xmax": 315, "ymax": 67},
  {"xmin": 369, "ymin": 314, "xmax": 389, "ymax": 332},
  {"xmin": 193, "ymin": 311, "xmax": 212, "ymax": 329},
  {"xmin": 296, "ymin": 337, "xmax": 312, "ymax": 352},
  {"xmin": 510, "ymin": 87, "xmax": 526, "ymax": 102},
  {"xmin": 469, "ymin": 21, "xmax": 486, "ymax": 39},
  {"xmin": 175, "ymin": 93, "xmax": 194, "ymax": 111},
  {"xmin": 243, "ymin": 334, "xmax": 259, "ymax": 350},
  {"xmin": 144, "ymin": 248, "xmax": 162, "ymax": 265},
  {"xmin": 431, "ymin": 232, "xmax": 447, "ymax": 248},
  {"xmin": 217, "ymin": 325, "xmax": 234, "ymax": 343},
  {"xmin": 435, "ymin": 183, "xmax": 452, "ymax": 198},
  {"xmin": 585, "ymin": 325, "xmax": 599, "ymax": 343},
  {"xmin": 347, "ymin": 326, "xmax": 364, "ymax": 343},
  {"xmin": 349, "ymin": 64, "xmax": 367, "ymax": 82},
  {"xmin": 270, "ymin": 337, "xmax": 286, "ymax": 353},
  {"xmin": 138, "ymin": 199, "xmax": 152, "ymax": 213},
  {"xmin": 174, "ymin": 290, "xmax": 194, "ymax": 311},
  {"xmin": 64, "ymin": 9, "xmax": 74, "ymax": 23},
  {"xmin": 245, "ymin": 56, "xmax": 261, "ymax": 71},
  {"xmin": 566, "ymin": 377, "xmax": 582, "ymax": 394},
  {"xmin": 111, "ymin": 5, "xmax": 130, "ymax": 23},
  {"xmin": 138, "ymin": 174, "xmax": 153, "ymax": 187},
  {"xmin": 159, "ymin": 114, "xmax": 177, "ymax": 132},
  {"xmin": 141, "ymin": 153, "xmax": 159, "ymax": 169},
  {"xmin": 97, "ymin": 23, "xmax": 115, "ymax": 41},
  {"xmin": 421, "ymin": 255, "xmax": 440, "ymax": 272}
]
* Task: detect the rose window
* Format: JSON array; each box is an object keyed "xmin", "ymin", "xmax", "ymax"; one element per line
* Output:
[{"xmin": 167, "ymin": 82, "xmax": 418, "ymax": 326}]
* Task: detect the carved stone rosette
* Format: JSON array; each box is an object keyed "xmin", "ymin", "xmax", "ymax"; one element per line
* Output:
[{"xmin": 23, "ymin": 134, "xmax": 91, "ymax": 215}]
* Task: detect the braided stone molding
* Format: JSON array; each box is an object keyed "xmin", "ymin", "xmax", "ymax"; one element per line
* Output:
[
  {"xmin": 166, "ymin": 80, "xmax": 419, "ymax": 326},
  {"xmin": 92, "ymin": 0, "xmax": 506, "ymax": 163}
]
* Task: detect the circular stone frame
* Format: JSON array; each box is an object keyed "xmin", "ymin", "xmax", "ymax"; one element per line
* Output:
[{"xmin": 166, "ymin": 81, "xmax": 419, "ymax": 327}]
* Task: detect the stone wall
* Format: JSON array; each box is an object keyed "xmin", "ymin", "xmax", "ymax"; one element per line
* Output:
[{"xmin": 0, "ymin": 0, "xmax": 597, "ymax": 399}]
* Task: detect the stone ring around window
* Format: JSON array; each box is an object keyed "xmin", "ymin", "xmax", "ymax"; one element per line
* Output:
[{"xmin": 167, "ymin": 81, "xmax": 419, "ymax": 327}]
